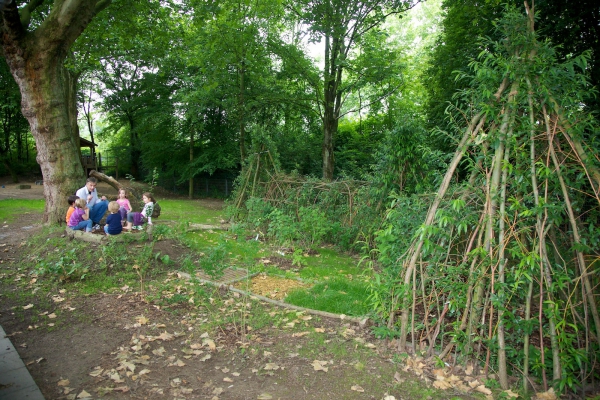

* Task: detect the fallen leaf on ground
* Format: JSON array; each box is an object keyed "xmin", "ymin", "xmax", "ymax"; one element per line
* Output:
[
  {"xmin": 119, "ymin": 361, "xmax": 135, "ymax": 372},
  {"xmin": 57, "ymin": 379, "xmax": 69, "ymax": 386},
  {"xmin": 257, "ymin": 394, "xmax": 273, "ymax": 400},
  {"xmin": 157, "ymin": 331, "xmax": 174, "ymax": 341},
  {"xmin": 465, "ymin": 364, "xmax": 474, "ymax": 375},
  {"xmin": 223, "ymin": 377, "xmax": 233, "ymax": 382},
  {"xmin": 264, "ymin": 363, "xmax": 280, "ymax": 370},
  {"xmin": 169, "ymin": 359, "xmax": 186, "ymax": 367},
  {"xmin": 536, "ymin": 389, "xmax": 557, "ymax": 400},
  {"xmin": 475, "ymin": 385, "xmax": 492, "ymax": 395},
  {"xmin": 152, "ymin": 347, "xmax": 166, "ymax": 356},
  {"xmin": 433, "ymin": 380, "xmax": 452, "ymax": 390},
  {"xmin": 203, "ymin": 338, "xmax": 216, "ymax": 350},
  {"xmin": 312, "ymin": 360, "xmax": 329, "ymax": 372},
  {"xmin": 23, "ymin": 304, "xmax": 33, "ymax": 310},
  {"xmin": 77, "ymin": 390, "xmax": 91, "ymax": 398},
  {"xmin": 351, "ymin": 385, "xmax": 364, "ymax": 392},
  {"xmin": 136, "ymin": 315, "xmax": 148, "ymax": 325},
  {"xmin": 503, "ymin": 389, "xmax": 520, "ymax": 398},
  {"xmin": 108, "ymin": 372, "xmax": 124, "ymax": 383}
]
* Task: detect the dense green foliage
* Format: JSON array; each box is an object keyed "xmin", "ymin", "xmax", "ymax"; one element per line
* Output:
[
  {"xmin": 3, "ymin": 0, "xmax": 600, "ymax": 395},
  {"xmin": 0, "ymin": 58, "xmax": 37, "ymax": 180}
]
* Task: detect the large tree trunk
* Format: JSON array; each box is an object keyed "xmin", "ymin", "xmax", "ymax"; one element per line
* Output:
[
  {"xmin": 1, "ymin": 0, "xmax": 112, "ymax": 224},
  {"xmin": 5, "ymin": 51, "xmax": 85, "ymax": 224}
]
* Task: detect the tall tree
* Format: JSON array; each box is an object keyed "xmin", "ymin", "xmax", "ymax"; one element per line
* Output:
[
  {"xmin": 290, "ymin": 0, "xmax": 416, "ymax": 180},
  {"xmin": 84, "ymin": 0, "xmax": 181, "ymax": 179},
  {"xmin": 1, "ymin": 0, "xmax": 112, "ymax": 223},
  {"xmin": 425, "ymin": 0, "xmax": 600, "ymax": 141},
  {"xmin": 186, "ymin": 0, "xmax": 287, "ymax": 162}
]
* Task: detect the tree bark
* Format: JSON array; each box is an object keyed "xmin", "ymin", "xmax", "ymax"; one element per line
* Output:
[{"xmin": 1, "ymin": 0, "xmax": 112, "ymax": 224}]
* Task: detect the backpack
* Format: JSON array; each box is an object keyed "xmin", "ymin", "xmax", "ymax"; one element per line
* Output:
[{"xmin": 151, "ymin": 202, "xmax": 161, "ymax": 218}]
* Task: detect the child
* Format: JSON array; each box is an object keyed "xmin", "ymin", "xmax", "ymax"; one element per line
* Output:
[
  {"xmin": 116, "ymin": 189, "xmax": 132, "ymax": 223},
  {"xmin": 68, "ymin": 198, "xmax": 92, "ymax": 232},
  {"xmin": 104, "ymin": 201, "xmax": 123, "ymax": 235},
  {"xmin": 124, "ymin": 192, "xmax": 155, "ymax": 231},
  {"xmin": 65, "ymin": 195, "xmax": 79, "ymax": 225}
]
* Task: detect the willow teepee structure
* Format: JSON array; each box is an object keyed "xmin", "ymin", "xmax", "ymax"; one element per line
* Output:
[{"xmin": 393, "ymin": 3, "xmax": 600, "ymax": 392}]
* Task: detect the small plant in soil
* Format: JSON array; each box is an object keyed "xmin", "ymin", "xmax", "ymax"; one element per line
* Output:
[{"xmin": 36, "ymin": 248, "xmax": 88, "ymax": 281}]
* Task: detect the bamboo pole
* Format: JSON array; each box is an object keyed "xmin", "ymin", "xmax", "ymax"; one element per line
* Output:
[
  {"xmin": 398, "ymin": 111, "xmax": 487, "ymax": 350},
  {"xmin": 544, "ymin": 106, "xmax": 600, "ymax": 347},
  {"xmin": 496, "ymin": 123, "xmax": 512, "ymax": 389}
]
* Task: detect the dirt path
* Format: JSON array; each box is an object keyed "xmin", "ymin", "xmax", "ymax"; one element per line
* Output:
[{"xmin": 0, "ymin": 178, "xmax": 120, "ymax": 201}]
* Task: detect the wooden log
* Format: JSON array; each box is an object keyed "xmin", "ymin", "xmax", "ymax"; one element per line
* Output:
[
  {"xmin": 66, "ymin": 228, "xmax": 106, "ymax": 243},
  {"xmin": 89, "ymin": 169, "xmax": 140, "ymax": 203},
  {"xmin": 66, "ymin": 225, "xmax": 152, "ymax": 243}
]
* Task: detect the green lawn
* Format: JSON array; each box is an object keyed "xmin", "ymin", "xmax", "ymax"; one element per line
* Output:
[
  {"xmin": 158, "ymin": 199, "xmax": 223, "ymax": 224},
  {"xmin": 0, "ymin": 199, "xmax": 45, "ymax": 222}
]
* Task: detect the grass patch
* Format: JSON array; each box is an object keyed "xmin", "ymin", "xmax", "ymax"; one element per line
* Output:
[
  {"xmin": 158, "ymin": 199, "xmax": 223, "ymax": 224},
  {"xmin": 297, "ymin": 248, "xmax": 365, "ymax": 281},
  {"xmin": 285, "ymin": 276, "xmax": 370, "ymax": 316},
  {"xmin": 0, "ymin": 199, "xmax": 45, "ymax": 222},
  {"xmin": 4, "ymin": 199, "xmax": 372, "ymax": 319}
]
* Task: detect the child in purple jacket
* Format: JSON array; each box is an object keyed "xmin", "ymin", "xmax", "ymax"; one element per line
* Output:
[{"xmin": 68, "ymin": 198, "xmax": 92, "ymax": 233}]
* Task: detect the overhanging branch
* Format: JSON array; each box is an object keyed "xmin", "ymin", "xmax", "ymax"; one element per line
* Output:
[{"xmin": 19, "ymin": 0, "xmax": 45, "ymax": 29}]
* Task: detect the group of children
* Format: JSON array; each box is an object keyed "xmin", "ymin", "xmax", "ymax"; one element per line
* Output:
[{"xmin": 67, "ymin": 188, "xmax": 155, "ymax": 235}]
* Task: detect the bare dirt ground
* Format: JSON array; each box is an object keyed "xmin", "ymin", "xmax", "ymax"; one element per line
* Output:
[
  {"xmin": 0, "ymin": 181, "xmax": 483, "ymax": 400},
  {"xmin": 0, "ymin": 177, "xmax": 119, "ymax": 201}
]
